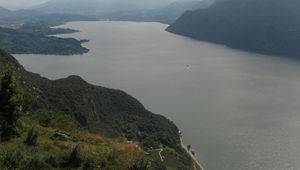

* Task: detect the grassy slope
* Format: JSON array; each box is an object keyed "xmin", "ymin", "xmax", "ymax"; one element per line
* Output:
[
  {"xmin": 0, "ymin": 110, "xmax": 145, "ymax": 170},
  {"xmin": 0, "ymin": 49, "xmax": 193, "ymax": 169}
]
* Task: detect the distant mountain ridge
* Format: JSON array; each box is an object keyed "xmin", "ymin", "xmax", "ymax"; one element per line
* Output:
[
  {"xmin": 32, "ymin": 0, "xmax": 215, "ymax": 24},
  {"xmin": 102, "ymin": 0, "xmax": 214, "ymax": 24},
  {"xmin": 167, "ymin": 0, "xmax": 300, "ymax": 58},
  {"xmin": 0, "ymin": 6, "xmax": 11, "ymax": 15},
  {"xmin": 34, "ymin": 0, "xmax": 175, "ymax": 14},
  {"xmin": 0, "ymin": 1, "xmax": 212, "ymax": 25}
]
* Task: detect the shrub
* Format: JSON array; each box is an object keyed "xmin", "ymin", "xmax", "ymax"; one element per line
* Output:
[
  {"xmin": 24, "ymin": 127, "xmax": 38, "ymax": 146},
  {"xmin": 83, "ymin": 156, "xmax": 97, "ymax": 170},
  {"xmin": 127, "ymin": 156, "xmax": 150, "ymax": 170},
  {"xmin": 151, "ymin": 161, "xmax": 167, "ymax": 170},
  {"xmin": 61, "ymin": 145, "xmax": 82, "ymax": 168},
  {"xmin": 23, "ymin": 157, "xmax": 49, "ymax": 170},
  {"xmin": 32, "ymin": 110, "xmax": 81, "ymax": 132},
  {"xmin": 0, "ymin": 149, "xmax": 23, "ymax": 169},
  {"xmin": 45, "ymin": 155, "xmax": 59, "ymax": 168},
  {"xmin": 187, "ymin": 144, "xmax": 191, "ymax": 151}
]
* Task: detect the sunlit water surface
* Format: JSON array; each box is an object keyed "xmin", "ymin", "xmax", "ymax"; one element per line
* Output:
[{"xmin": 14, "ymin": 21, "xmax": 300, "ymax": 170}]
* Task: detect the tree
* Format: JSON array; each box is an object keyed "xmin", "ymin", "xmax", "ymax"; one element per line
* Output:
[
  {"xmin": 127, "ymin": 156, "xmax": 150, "ymax": 170},
  {"xmin": 0, "ymin": 71, "xmax": 24, "ymax": 141},
  {"xmin": 187, "ymin": 144, "xmax": 191, "ymax": 151},
  {"xmin": 61, "ymin": 145, "xmax": 82, "ymax": 168}
]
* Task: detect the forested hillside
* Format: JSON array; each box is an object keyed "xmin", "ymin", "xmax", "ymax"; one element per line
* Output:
[
  {"xmin": 0, "ymin": 49, "xmax": 193, "ymax": 170},
  {"xmin": 167, "ymin": 0, "xmax": 300, "ymax": 58},
  {"xmin": 0, "ymin": 22, "xmax": 89, "ymax": 55}
]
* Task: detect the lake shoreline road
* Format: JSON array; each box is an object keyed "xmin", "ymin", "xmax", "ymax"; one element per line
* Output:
[{"xmin": 179, "ymin": 132, "xmax": 204, "ymax": 170}]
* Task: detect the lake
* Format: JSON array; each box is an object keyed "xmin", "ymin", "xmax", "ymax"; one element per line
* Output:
[{"xmin": 14, "ymin": 21, "xmax": 300, "ymax": 170}]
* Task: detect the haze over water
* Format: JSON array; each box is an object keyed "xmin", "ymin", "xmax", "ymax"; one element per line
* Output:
[{"xmin": 14, "ymin": 21, "xmax": 300, "ymax": 170}]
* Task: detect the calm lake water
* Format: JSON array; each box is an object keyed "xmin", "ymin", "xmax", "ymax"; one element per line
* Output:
[{"xmin": 14, "ymin": 21, "xmax": 300, "ymax": 170}]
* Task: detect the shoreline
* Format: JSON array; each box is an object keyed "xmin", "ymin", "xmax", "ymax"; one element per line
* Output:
[{"xmin": 179, "ymin": 131, "xmax": 204, "ymax": 170}]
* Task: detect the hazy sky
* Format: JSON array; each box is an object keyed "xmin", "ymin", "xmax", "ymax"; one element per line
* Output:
[
  {"xmin": 0, "ymin": 0, "xmax": 202, "ymax": 10},
  {"xmin": 0, "ymin": 0, "xmax": 49, "ymax": 10}
]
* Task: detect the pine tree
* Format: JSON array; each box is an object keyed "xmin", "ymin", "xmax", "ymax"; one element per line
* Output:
[
  {"xmin": 24, "ymin": 127, "xmax": 38, "ymax": 146},
  {"xmin": 0, "ymin": 71, "xmax": 23, "ymax": 141}
]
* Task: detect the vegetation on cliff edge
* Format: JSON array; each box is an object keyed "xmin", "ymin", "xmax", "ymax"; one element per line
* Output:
[{"xmin": 0, "ymin": 49, "xmax": 193, "ymax": 169}]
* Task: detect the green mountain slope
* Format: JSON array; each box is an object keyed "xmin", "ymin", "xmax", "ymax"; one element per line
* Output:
[
  {"xmin": 0, "ymin": 49, "xmax": 193, "ymax": 169},
  {"xmin": 167, "ymin": 0, "xmax": 300, "ymax": 58},
  {"xmin": 0, "ymin": 106, "xmax": 146, "ymax": 169}
]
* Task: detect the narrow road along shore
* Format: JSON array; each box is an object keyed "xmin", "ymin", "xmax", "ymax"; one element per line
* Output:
[{"xmin": 179, "ymin": 132, "xmax": 204, "ymax": 170}]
